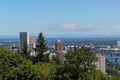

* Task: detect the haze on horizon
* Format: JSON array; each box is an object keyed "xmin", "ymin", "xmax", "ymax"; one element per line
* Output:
[{"xmin": 0, "ymin": 0, "xmax": 120, "ymax": 37}]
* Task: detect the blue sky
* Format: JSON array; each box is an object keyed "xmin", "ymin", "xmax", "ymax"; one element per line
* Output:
[{"xmin": 0, "ymin": 0, "xmax": 120, "ymax": 37}]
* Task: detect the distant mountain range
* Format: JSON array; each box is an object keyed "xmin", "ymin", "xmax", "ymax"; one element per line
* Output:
[{"xmin": 0, "ymin": 34, "xmax": 120, "ymax": 38}]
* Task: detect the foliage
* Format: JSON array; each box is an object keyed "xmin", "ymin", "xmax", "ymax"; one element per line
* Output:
[
  {"xmin": 34, "ymin": 62, "xmax": 57, "ymax": 80},
  {"xmin": 8, "ymin": 62, "xmax": 42, "ymax": 80},
  {"xmin": 80, "ymin": 70, "xmax": 110, "ymax": 80},
  {"xmin": 0, "ymin": 46, "xmax": 57, "ymax": 80},
  {"xmin": 106, "ymin": 60, "xmax": 120, "ymax": 80},
  {"xmin": 36, "ymin": 33, "xmax": 47, "ymax": 54},
  {"xmin": 0, "ymin": 46, "xmax": 25, "ymax": 79},
  {"xmin": 55, "ymin": 47, "xmax": 98, "ymax": 80},
  {"xmin": 22, "ymin": 41, "xmax": 30, "ymax": 58},
  {"xmin": 53, "ymin": 55, "xmax": 62, "ymax": 64},
  {"xmin": 0, "ymin": 37, "xmax": 119, "ymax": 80},
  {"xmin": 36, "ymin": 32, "xmax": 47, "ymax": 62}
]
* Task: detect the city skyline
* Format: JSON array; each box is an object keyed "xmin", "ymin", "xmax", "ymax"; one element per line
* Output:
[{"xmin": 0, "ymin": 0, "xmax": 120, "ymax": 37}]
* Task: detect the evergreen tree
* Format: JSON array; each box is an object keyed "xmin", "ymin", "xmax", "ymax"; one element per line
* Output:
[
  {"xmin": 36, "ymin": 33, "xmax": 47, "ymax": 62},
  {"xmin": 22, "ymin": 41, "xmax": 30, "ymax": 58}
]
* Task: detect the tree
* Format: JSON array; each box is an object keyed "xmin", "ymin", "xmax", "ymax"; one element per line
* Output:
[
  {"xmin": 0, "ymin": 46, "xmax": 25, "ymax": 79},
  {"xmin": 34, "ymin": 62, "xmax": 57, "ymax": 80},
  {"xmin": 53, "ymin": 55, "xmax": 62, "ymax": 64},
  {"xmin": 0, "ymin": 46, "xmax": 42, "ymax": 80},
  {"xmin": 22, "ymin": 41, "xmax": 30, "ymax": 58},
  {"xmin": 0, "ymin": 44, "xmax": 118, "ymax": 80},
  {"xmin": 106, "ymin": 60, "xmax": 120, "ymax": 80},
  {"xmin": 36, "ymin": 33, "xmax": 47, "ymax": 62},
  {"xmin": 9, "ymin": 61, "xmax": 42, "ymax": 80},
  {"xmin": 56, "ymin": 47, "xmax": 98, "ymax": 80},
  {"xmin": 80, "ymin": 70, "xmax": 110, "ymax": 80}
]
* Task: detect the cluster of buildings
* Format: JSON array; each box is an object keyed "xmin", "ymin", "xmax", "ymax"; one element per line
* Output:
[
  {"xmin": 19, "ymin": 32, "xmax": 36, "ymax": 55},
  {"xmin": 99, "ymin": 41, "xmax": 120, "ymax": 51},
  {"xmin": 19, "ymin": 32, "xmax": 64, "ymax": 61},
  {"xmin": 0, "ymin": 32, "xmax": 105, "ymax": 73},
  {"xmin": 0, "ymin": 40, "xmax": 19, "ymax": 52}
]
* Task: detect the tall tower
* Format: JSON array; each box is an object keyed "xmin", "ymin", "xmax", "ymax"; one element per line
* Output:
[
  {"xmin": 29, "ymin": 36, "xmax": 36, "ymax": 50},
  {"xmin": 95, "ymin": 54, "xmax": 106, "ymax": 73},
  {"xmin": 55, "ymin": 40, "xmax": 64, "ymax": 61},
  {"xmin": 29, "ymin": 36, "xmax": 36, "ymax": 56},
  {"xmin": 117, "ymin": 41, "xmax": 120, "ymax": 48},
  {"xmin": 19, "ymin": 32, "xmax": 29, "ymax": 53}
]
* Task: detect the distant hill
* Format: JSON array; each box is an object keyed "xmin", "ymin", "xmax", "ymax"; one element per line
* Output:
[{"xmin": 0, "ymin": 34, "xmax": 120, "ymax": 38}]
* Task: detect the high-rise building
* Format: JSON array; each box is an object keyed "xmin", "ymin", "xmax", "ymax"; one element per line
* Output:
[
  {"xmin": 117, "ymin": 41, "xmax": 120, "ymax": 48},
  {"xmin": 55, "ymin": 40, "xmax": 64, "ymax": 61},
  {"xmin": 29, "ymin": 36, "xmax": 36, "ymax": 56},
  {"xmin": 19, "ymin": 32, "xmax": 29, "ymax": 53},
  {"xmin": 95, "ymin": 54, "xmax": 106, "ymax": 73},
  {"xmin": 29, "ymin": 36, "xmax": 36, "ymax": 49}
]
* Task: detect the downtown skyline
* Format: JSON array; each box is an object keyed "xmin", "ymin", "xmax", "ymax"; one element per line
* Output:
[{"xmin": 0, "ymin": 0, "xmax": 120, "ymax": 38}]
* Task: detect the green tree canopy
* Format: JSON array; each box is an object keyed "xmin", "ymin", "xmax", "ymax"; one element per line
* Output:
[
  {"xmin": 35, "ymin": 32, "xmax": 47, "ymax": 62},
  {"xmin": 36, "ymin": 33, "xmax": 47, "ymax": 53},
  {"xmin": 56, "ymin": 47, "xmax": 98, "ymax": 80},
  {"xmin": 22, "ymin": 41, "xmax": 30, "ymax": 58},
  {"xmin": 0, "ymin": 46, "xmax": 58, "ymax": 80}
]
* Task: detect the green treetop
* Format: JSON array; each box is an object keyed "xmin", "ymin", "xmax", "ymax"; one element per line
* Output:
[{"xmin": 36, "ymin": 32, "xmax": 47, "ymax": 62}]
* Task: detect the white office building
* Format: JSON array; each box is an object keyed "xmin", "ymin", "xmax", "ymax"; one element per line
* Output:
[{"xmin": 117, "ymin": 41, "xmax": 120, "ymax": 48}]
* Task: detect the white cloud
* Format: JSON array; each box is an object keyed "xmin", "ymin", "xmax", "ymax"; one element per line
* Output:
[
  {"xmin": 56, "ymin": 23, "xmax": 120, "ymax": 36},
  {"xmin": 59, "ymin": 23, "xmax": 78, "ymax": 30},
  {"xmin": 58, "ymin": 23, "xmax": 95, "ymax": 31},
  {"xmin": 79, "ymin": 24, "xmax": 94, "ymax": 28}
]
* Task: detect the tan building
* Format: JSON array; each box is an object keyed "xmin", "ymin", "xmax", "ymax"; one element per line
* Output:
[
  {"xmin": 29, "ymin": 36, "xmax": 36, "ymax": 56},
  {"xmin": 29, "ymin": 36, "xmax": 36, "ymax": 49},
  {"xmin": 95, "ymin": 54, "xmax": 106, "ymax": 73}
]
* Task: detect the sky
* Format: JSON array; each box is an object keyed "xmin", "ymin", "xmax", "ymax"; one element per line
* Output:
[{"xmin": 0, "ymin": 0, "xmax": 120, "ymax": 38}]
